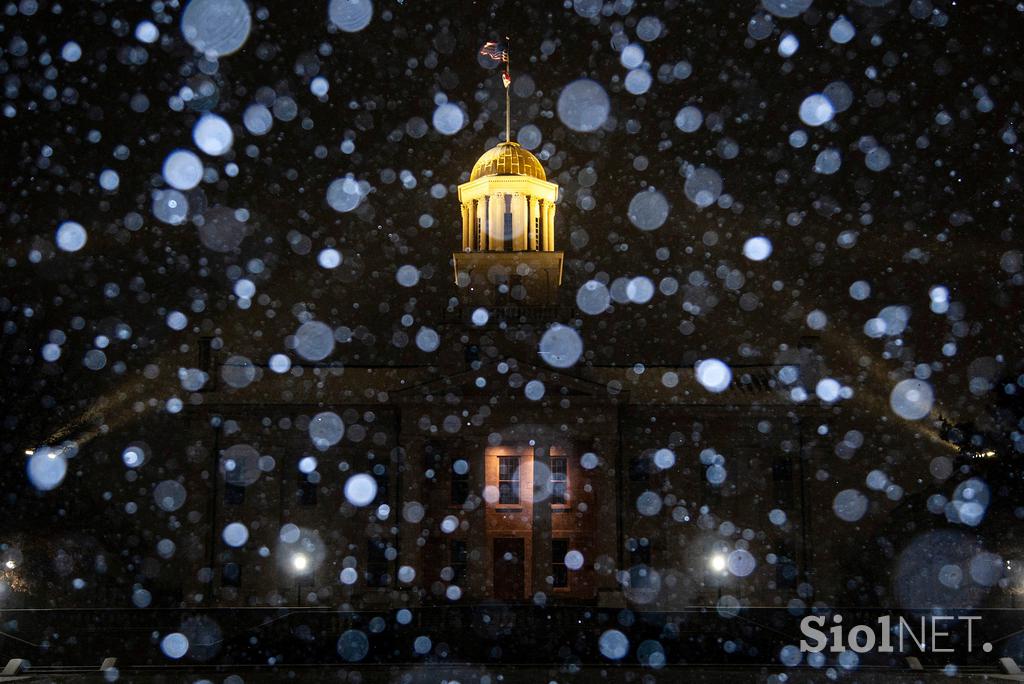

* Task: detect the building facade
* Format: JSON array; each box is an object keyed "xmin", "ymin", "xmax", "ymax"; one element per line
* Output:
[
  {"xmin": 10, "ymin": 140, "xmax": 845, "ymax": 615},
  {"xmin": 151, "ymin": 141, "xmax": 823, "ymax": 612}
]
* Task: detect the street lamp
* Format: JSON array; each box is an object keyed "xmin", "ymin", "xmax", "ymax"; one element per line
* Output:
[
  {"xmin": 707, "ymin": 552, "xmax": 728, "ymax": 602},
  {"xmin": 289, "ymin": 551, "xmax": 312, "ymax": 606},
  {"xmin": 291, "ymin": 552, "xmax": 310, "ymax": 573}
]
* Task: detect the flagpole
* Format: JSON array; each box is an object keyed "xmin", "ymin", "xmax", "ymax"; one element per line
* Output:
[{"xmin": 505, "ymin": 35, "xmax": 511, "ymax": 143}]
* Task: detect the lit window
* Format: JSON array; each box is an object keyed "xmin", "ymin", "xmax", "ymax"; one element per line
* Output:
[
  {"xmin": 498, "ymin": 456, "xmax": 520, "ymax": 504},
  {"xmin": 550, "ymin": 456, "xmax": 568, "ymax": 506}
]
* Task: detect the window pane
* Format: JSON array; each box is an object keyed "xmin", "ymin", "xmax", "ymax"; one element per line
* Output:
[
  {"xmin": 451, "ymin": 479, "xmax": 469, "ymax": 505},
  {"xmin": 451, "ymin": 459, "xmax": 469, "ymax": 506},
  {"xmin": 366, "ymin": 539, "xmax": 389, "ymax": 588},
  {"xmin": 552, "ymin": 539, "xmax": 568, "ymax": 588},
  {"xmin": 450, "ymin": 540, "xmax": 468, "ymax": 584},
  {"xmin": 552, "ymin": 482, "xmax": 567, "ymax": 505},
  {"xmin": 222, "ymin": 562, "xmax": 241, "ymax": 588},
  {"xmin": 499, "ymin": 482, "xmax": 517, "ymax": 505},
  {"xmin": 551, "ymin": 457, "xmax": 567, "ymax": 477},
  {"xmin": 498, "ymin": 457, "xmax": 520, "ymax": 504},
  {"xmin": 550, "ymin": 457, "xmax": 567, "ymax": 505},
  {"xmin": 298, "ymin": 478, "xmax": 317, "ymax": 506},
  {"xmin": 224, "ymin": 483, "xmax": 245, "ymax": 505}
]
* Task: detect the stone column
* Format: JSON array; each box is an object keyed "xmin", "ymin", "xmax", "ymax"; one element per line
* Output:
[
  {"xmin": 483, "ymin": 196, "xmax": 490, "ymax": 250},
  {"xmin": 531, "ymin": 445, "xmax": 552, "ymax": 601},
  {"xmin": 475, "ymin": 198, "xmax": 483, "ymax": 249},
  {"xmin": 516, "ymin": 193, "xmax": 529, "ymax": 250},
  {"xmin": 544, "ymin": 203, "xmax": 550, "ymax": 251},
  {"xmin": 532, "ymin": 197, "xmax": 540, "ymax": 250},
  {"xmin": 510, "ymin": 193, "xmax": 520, "ymax": 250},
  {"xmin": 537, "ymin": 200, "xmax": 546, "ymax": 251},
  {"xmin": 489, "ymin": 193, "xmax": 502, "ymax": 250},
  {"xmin": 545, "ymin": 203, "xmax": 556, "ymax": 251},
  {"xmin": 525, "ymin": 196, "xmax": 533, "ymax": 250},
  {"xmin": 460, "ymin": 203, "xmax": 469, "ymax": 250}
]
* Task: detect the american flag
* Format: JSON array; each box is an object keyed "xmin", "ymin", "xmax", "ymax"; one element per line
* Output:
[{"xmin": 479, "ymin": 41, "xmax": 508, "ymax": 62}]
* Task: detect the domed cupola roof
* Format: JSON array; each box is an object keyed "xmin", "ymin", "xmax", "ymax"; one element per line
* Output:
[{"xmin": 469, "ymin": 142, "xmax": 546, "ymax": 182}]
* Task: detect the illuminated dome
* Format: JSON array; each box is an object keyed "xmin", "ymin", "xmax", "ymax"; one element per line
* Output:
[
  {"xmin": 456, "ymin": 137, "xmax": 559, "ymax": 259},
  {"xmin": 470, "ymin": 142, "xmax": 546, "ymax": 182}
]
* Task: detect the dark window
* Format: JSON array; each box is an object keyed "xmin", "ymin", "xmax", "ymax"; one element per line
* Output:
[
  {"xmin": 366, "ymin": 539, "xmax": 389, "ymax": 588},
  {"xmin": 776, "ymin": 543, "xmax": 798, "ymax": 588},
  {"xmin": 425, "ymin": 442, "xmax": 443, "ymax": 470},
  {"xmin": 628, "ymin": 538, "xmax": 652, "ymax": 588},
  {"xmin": 503, "ymin": 194, "xmax": 513, "ymax": 249},
  {"xmin": 629, "ymin": 538, "xmax": 651, "ymax": 565},
  {"xmin": 372, "ymin": 462, "xmax": 388, "ymax": 502},
  {"xmin": 552, "ymin": 539, "xmax": 569, "ymax": 588},
  {"xmin": 224, "ymin": 482, "xmax": 245, "ymax": 505},
  {"xmin": 197, "ymin": 337, "xmax": 214, "ymax": 386},
  {"xmin": 451, "ymin": 461, "xmax": 469, "ymax": 506},
  {"xmin": 772, "ymin": 458, "xmax": 793, "ymax": 506},
  {"xmin": 222, "ymin": 562, "xmax": 241, "ymax": 588},
  {"xmin": 777, "ymin": 557, "xmax": 799, "ymax": 588},
  {"xmin": 772, "ymin": 458, "xmax": 793, "ymax": 481},
  {"xmin": 298, "ymin": 476, "xmax": 317, "ymax": 506},
  {"xmin": 450, "ymin": 540, "xmax": 468, "ymax": 584},
  {"xmin": 550, "ymin": 456, "xmax": 568, "ymax": 506},
  {"xmin": 498, "ymin": 456, "xmax": 520, "ymax": 504},
  {"xmin": 628, "ymin": 452, "xmax": 652, "ymax": 499},
  {"xmin": 503, "ymin": 214, "xmax": 513, "ymax": 249},
  {"xmin": 630, "ymin": 452, "xmax": 652, "ymax": 481}
]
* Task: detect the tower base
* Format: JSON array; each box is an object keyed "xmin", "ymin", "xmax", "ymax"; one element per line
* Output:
[{"xmin": 452, "ymin": 251, "xmax": 563, "ymax": 308}]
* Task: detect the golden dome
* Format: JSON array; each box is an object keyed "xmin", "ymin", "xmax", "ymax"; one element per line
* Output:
[{"xmin": 470, "ymin": 142, "xmax": 546, "ymax": 182}]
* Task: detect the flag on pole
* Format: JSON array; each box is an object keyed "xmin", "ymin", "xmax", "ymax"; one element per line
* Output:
[
  {"xmin": 501, "ymin": 71, "xmax": 511, "ymax": 88},
  {"xmin": 479, "ymin": 40, "xmax": 508, "ymax": 62}
]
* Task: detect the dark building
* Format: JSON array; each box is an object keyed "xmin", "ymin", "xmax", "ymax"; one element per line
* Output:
[{"xmin": 8, "ymin": 140, "xmax": 842, "ymax": 615}]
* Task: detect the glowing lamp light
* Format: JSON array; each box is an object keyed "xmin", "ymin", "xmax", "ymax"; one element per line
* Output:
[
  {"xmin": 291, "ymin": 552, "xmax": 310, "ymax": 573},
  {"xmin": 709, "ymin": 553, "xmax": 727, "ymax": 573}
]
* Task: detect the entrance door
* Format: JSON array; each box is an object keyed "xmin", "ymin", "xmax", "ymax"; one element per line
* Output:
[{"xmin": 493, "ymin": 537, "xmax": 525, "ymax": 601}]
